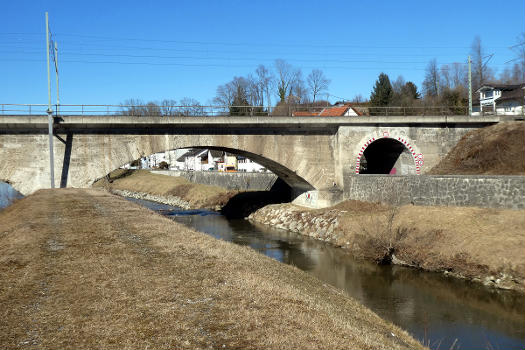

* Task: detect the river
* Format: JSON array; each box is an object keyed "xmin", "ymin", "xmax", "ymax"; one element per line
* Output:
[{"xmin": 128, "ymin": 197, "xmax": 525, "ymax": 350}]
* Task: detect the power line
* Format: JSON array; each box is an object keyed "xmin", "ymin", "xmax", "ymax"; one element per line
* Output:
[
  {"xmin": 0, "ymin": 31, "xmax": 513, "ymax": 50},
  {"xmin": 0, "ymin": 58, "xmax": 436, "ymax": 70}
]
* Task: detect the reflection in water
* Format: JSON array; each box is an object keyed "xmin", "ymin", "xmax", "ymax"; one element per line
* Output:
[{"xmin": 129, "ymin": 198, "xmax": 525, "ymax": 350}]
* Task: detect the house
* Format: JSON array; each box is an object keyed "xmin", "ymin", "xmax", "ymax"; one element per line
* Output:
[
  {"xmin": 237, "ymin": 156, "xmax": 266, "ymax": 172},
  {"xmin": 176, "ymin": 149, "xmax": 207, "ymax": 171},
  {"xmin": 292, "ymin": 103, "xmax": 362, "ymax": 117},
  {"xmin": 472, "ymin": 83, "xmax": 525, "ymax": 116},
  {"xmin": 175, "ymin": 149, "xmax": 227, "ymax": 171},
  {"xmin": 217, "ymin": 153, "xmax": 238, "ymax": 172},
  {"xmin": 199, "ymin": 150, "xmax": 223, "ymax": 170}
]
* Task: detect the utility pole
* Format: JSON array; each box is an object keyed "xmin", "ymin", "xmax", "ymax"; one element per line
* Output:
[
  {"xmin": 45, "ymin": 12, "xmax": 55, "ymax": 188},
  {"xmin": 468, "ymin": 55, "xmax": 472, "ymax": 117},
  {"xmin": 54, "ymin": 41, "xmax": 59, "ymax": 116}
]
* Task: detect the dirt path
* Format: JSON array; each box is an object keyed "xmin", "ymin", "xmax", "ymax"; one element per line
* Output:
[{"xmin": 0, "ymin": 189, "xmax": 423, "ymax": 349}]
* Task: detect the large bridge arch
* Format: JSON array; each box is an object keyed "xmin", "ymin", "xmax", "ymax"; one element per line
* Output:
[
  {"xmin": 185, "ymin": 146, "xmax": 314, "ymax": 192},
  {"xmin": 0, "ymin": 130, "xmax": 334, "ymax": 197}
]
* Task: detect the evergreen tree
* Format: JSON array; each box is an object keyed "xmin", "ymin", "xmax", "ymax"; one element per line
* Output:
[
  {"xmin": 401, "ymin": 82, "xmax": 420, "ymax": 100},
  {"xmin": 230, "ymin": 85, "xmax": 250, "ymax": 116},
  {"xmin": 370, "ymin": 73, "xmax": 393, "ymax": 107}
]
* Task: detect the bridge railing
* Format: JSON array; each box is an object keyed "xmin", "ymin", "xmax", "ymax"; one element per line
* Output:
[{"xmin": 0, "ymin": 103, "xmax": 483, "ymax": 117}]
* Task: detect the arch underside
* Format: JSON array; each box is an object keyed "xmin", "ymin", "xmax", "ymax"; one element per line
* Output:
[
  {"xmin": 0, "ymin": 132, "xmax": 325, "ymax": 195},
  {"xmin": 181, "ymin": 146, "xmax": 314, "ymax": 192},
  {"xmin": 355, "ymin": 136, "xmax": 423, "ymax": 175}
]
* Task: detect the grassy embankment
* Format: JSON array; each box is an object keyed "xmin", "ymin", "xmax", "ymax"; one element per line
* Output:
[
  {"xmin": 429, "ymin": 121, "xmax": 525, "ymax": 175},
  {"xmin": 254, "ymin": 200, "xmax": 525, "ymax": 292},
  {"xmin": 0, "ymin": 189, "xmax": 424, "ymax": 349},
  {"xmin": 94, "ymin": 169, "xmax": 238, "ymax": 209}
]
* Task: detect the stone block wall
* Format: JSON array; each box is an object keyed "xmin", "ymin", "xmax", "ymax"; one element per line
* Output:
[
  {"xmin": 151, "ymin": 170, "xmax": 278, "ymax": 191},
  {"xmin": 344, "ymin": 175, "xmax": 525, "ymax": 210}
]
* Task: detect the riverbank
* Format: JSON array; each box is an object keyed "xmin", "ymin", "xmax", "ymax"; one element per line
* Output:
[
  {"xmin": 0, "ymin": 189, "xmax": 423, "ymax": 349},
  {"xmin": 248, "ymin": 201, "xmax": 525, "ymax": 293},
  {"xmin": 94, "ymin": 169, "xmax": 239, "ymax": 210},
  {"xmin": 96, "ymin": 170, "xmax": 525, "ymax": 293}
]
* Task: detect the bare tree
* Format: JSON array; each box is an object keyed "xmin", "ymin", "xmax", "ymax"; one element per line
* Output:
[
  {"xmin": 161, "ymin": 99, "xmax": 177, "ymax": 116},
  {"xmin": 179, "ymin": 97, "xmax": 204, "ymax": 116},
  {"xmin": 246, "ymin": 74, "xmax": 263, "ymax": 107},
  {"xmin": 307, "ymin": 69, "xmax": 330, "ymax": 102},
  {"xmin": 144, "ymin": 102, "xmax": 161, "ymax": 116},
  {"xmin": 255, "ymin": 64, "xmax": 274, "ymax": 109},
  {"xmin": 471, "ymin": 36, "xmax": 495, "ymax": 90},
  {"xmin": 274, "ymin": 59, "xmax": 300, "ymax": 103},
  {"xmin": 501, "ymin": 33, "xmax": 525, "ymax": 84},
  {"xmin": 289, "ymin": 70, "xmax": 309, "ymax": 104},
  {"xmin": 451, "ymin": 62, "xmax": 467, "ymax": 89},
  {"xmin": 440, "ymin": 64, "xmax": 451, "ymax": 90},
  {"xmin": 214, "ymin": 81, "xmax": 236, "ymax": 107},
  {"xmin": 120, "ymin": 98, "xmax": 146, "ymax": 116},
  {"xmin": 422, "ymin": 59, "xmax": 441, "ymax": 97}
]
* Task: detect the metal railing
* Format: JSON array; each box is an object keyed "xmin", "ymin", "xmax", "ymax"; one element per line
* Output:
[{"xmin": 0, "ymin": 103, "xmax": 493, "ymax": 117}]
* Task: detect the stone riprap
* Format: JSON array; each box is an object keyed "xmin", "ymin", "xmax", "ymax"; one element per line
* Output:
[
  {"xmin": 344, "ymin": 175, "xmax": 525, "ymax": 210},
  {"xmin": 248, "ymin": 204, "xmax": 341, "ymax": 243},
  {"xmin": 111, "ymin": 189, "xmax": 190, "ymax": 209},
  {"xmin": 151, "ymin": 170, "xmax": 278, "ymax": 191}
]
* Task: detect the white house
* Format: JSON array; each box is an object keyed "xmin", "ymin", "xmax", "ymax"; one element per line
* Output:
[
  {"xmin": 177, "ymin": 149, "xmax": 208, "ymax": 171},
  {"xmin": 472, "ymin": 83, "xmax": 525, "ymax": 116},
  {"xmin": 175, "ymin": 149, "xmax": 224, "ymax": 171},
  {"xmin": 237, "ymin": 156, "xmax": 266, "ymax": 172}
]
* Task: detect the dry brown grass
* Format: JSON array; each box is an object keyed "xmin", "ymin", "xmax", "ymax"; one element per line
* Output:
[
  {"xmin": 94, "ymin": 170, "xmax": 238, "ymax": 209},
  {"xmin": 0, "ymin": 189, "xmax": 424, "ymax": 349},
  {"xmin": 306, "ymin": 201, "xmax": 525, "ymax": 292},
  {"xmin": 429, "ymin": 121, "xmax": 525, "ymax": 175}
]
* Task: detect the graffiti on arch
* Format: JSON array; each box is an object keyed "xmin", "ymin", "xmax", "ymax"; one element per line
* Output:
[{"xmin": 354, "ymin": 131, "xmax": 424, "ymax": 174}]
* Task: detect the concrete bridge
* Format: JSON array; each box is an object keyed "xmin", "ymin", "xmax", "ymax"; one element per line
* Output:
[{"xmin": 0, "ymin": 114, "xmax": 502, "ymax": 207}]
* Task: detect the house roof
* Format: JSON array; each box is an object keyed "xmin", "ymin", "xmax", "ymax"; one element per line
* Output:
[
  {"xmin": 319, "ymin": 105, "xmax": 350, "ymax": 116},
  {"xmin": 499, "ymin": 85, "xmax": 525, "ymax": 102},
  {"xmin": 476, "ymin": 83, "xmax": 524, "ymax": 92},
  {"xmin": 292, "ymin": 103, "xmax": 362, "ymax": 117},
  {"xmin": 476, "ymin": 83, "xmax": 525, "ymax": 103},
  {"xmin": 176, "ymin": 148, "xmax": 207, "ymax": 162},
  {"xmin": 210, "ymin": 150, "xmax": 223, "ymax": 158},
  {"xmin": 320, "ymin": 103, "xmax": 362, "ymax": 116},
  {"xmin": 292, "ymin": 111, "xmax": 318, "ymax": 116}
]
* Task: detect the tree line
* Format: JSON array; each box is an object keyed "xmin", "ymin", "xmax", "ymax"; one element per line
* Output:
[
  {"xmin": 118, "ymin": 97, "xmax": 204, "ymax": 117},
  {"xmin": 368, "ymin": 35, "xmax": 525, "ymax": 114},
  {"xmin": 213, "ymin": 59, "xmax": 331, "ymax": 116},
  {"xmin": 120, "ymin": 34, "xmax": 523, "ymax": 116}
]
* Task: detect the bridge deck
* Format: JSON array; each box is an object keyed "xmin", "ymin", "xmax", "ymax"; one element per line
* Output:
[{"xmin": 0, "ymin": 115, "xmax": 511, "ymax": 131}]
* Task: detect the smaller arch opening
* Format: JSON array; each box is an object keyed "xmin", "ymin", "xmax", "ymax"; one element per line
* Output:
[{"xmin": 359, "ymin": 139, "xmax": 416, "ymax": 175}]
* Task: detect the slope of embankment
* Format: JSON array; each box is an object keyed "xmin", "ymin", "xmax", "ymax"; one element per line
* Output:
[
  {"xmin": 248, "ymin": 201, "xmax": 525, "ymax": 293},
  {"xmin": 94, "ymin": 169, "xmax": 238, "ymax": 210},
  {"xmin": 429, "ymin": 121, "xmax": 525, "ymax": 175},
  {"xmin": 0, "ymin": 189, "xmax": 424, "ymax": 349}
]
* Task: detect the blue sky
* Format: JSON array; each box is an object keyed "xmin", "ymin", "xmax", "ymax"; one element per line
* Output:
[{"xmin": 2, "ymin": 0, "xmax": 524, "ymax": 107}]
